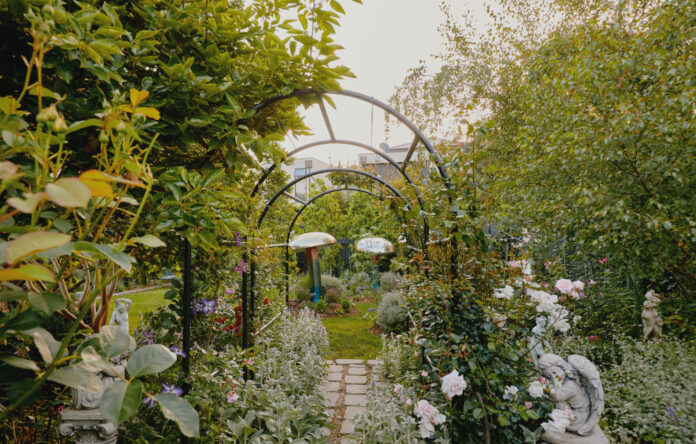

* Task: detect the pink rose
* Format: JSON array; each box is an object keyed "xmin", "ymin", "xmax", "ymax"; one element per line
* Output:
[
  {"xmin": 540, "ymin": 377, "xmax": 547, "ymax": 384},
  {"xmin": 555, "ymin": 279, "xmax": 573, "ymax": 295},
  {"xmin": 525, "ymin": 401, "xmax": 532, "ymax": 409},
  {"xmin": 571, "ymin": 280, "xmax": 584, "ymax": 291}
]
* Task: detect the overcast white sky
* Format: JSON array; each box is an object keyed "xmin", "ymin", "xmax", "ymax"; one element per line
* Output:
[{"xmin": 282, "ymin": 0, "xmax": 480, "ymax": 166}]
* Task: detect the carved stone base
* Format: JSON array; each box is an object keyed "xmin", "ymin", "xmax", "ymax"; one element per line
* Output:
[
  {"xmin": 542, "ymin": 425, "xmax": 609, "ymax": 444},
  {"xmin": 59, "ymin": 409, "xmax": 117, "ymax": 444}
]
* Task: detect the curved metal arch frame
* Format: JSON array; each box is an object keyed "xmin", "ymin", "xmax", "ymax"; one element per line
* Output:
[{"xmin": 282, "ymin": 186, "xmax": 410, "ymax": 303}]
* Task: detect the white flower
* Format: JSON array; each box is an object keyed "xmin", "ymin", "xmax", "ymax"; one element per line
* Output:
[
  {"xmin": 542, "ymin": 408, "xmax": 573, "ymax": 434},
  {"xmin": 555, "ymin": 279, "xmax": 573, "ymax": 295},
  {"xmin": 393, "ymin": 384, "xmax": 404, "ymax": 398},
  {"xmin": 441, "ymin": 369, "xmax": 467, "ymax": 399},
  {"xmin": 494, "ymin": 285, "xmax": 514, "ymax": 300},
  {"xmin": 571, "ymin": 280, "xmax": 584, "ymax": 291},
  {"xmin": 528, "ymin": 380, "xmax": 545, "ymax": 398},
  {"xmin": 503, "ymin": 385, "xmax": 519, "ymax": 401},
  {"xmin": 548, "ymin": 308, "xmax": 571, "ymax": 333},
  {"xmin": 527, "ymin": 288, "xmax": 559, "ymax": 313},
  {"xmin": 414, "ymin": 400, "xmax": 446, "ymax": 439},
  {"xmin": 492, "ymin": 312, "xmax": 507, "ymax": 328}
]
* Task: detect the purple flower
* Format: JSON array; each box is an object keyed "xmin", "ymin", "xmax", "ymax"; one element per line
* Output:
[
  {"xmin": 235, "ymin": 232, "xmax": 243, "ymax": 247},
  {"xmin": 667, "ymin": 406, "xmax": 678, "ymax": 421},
  {"xmin": 192, "ymin": 297, "xmax": 219, "ymax": 315},
  {"xmin": 137, "ymin": 327, "xmax": 155, "ymax": 345},
  {"xmin": 225, "ymin": 288, "xmax": 235, "ymax": 295},
  {"xmin": 234, "ymin": 260, "xmax": 248, "ymax": 275},
  {"xmin": 142, "ymin": 396, "xmax": 156, "ymax": 408},
  {"xmin": 161, "ymin": 383, "xmax": 184, "ymax": 397},
  {"xmin": 170, "ymin": 346, "xmax": 187, "ymax": 358},
  {"xmin": 368, "ymin": 307, "xmax": 375, "ymax": 312}
]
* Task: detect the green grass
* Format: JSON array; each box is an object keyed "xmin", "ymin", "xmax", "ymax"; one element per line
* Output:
[
  {"xmin": 108, "ymin": 287, "xmax": 169, "ymax": 332},
  {"xmin": 321, "ymin": 301, "xmax": 382, "ymax": 360}
]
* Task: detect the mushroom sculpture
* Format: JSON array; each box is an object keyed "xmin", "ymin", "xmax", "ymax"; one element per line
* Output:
[
  {"xmin": 355, "ymin": 236, "xmax": 395, "ymax": 289},
  {"xmin": 289, "ymin": 232, "xmax": 337, "ymax": 303}
]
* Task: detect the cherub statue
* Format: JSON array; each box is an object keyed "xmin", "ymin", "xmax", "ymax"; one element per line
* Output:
[
  {"xmin": 108, "ymin": 298, "xmax": 132, "ymax": 333},
  {"xmin": 641, "ymin": 290, "xmax": 663, "ymax": 340},
  {"xmin": 529, "ymin": 316, "xmax": 550, "ymax": 368},
  {"xmin": 537, "ymin": 353, "xmax": 608, "ymax": 443}
]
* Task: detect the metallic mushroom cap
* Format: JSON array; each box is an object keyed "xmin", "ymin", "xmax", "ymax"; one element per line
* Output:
[
  {"xmin": 289, "ymin": 232, "xmax": 337, "ymax": 250},
  {"xmin": 355, "ymin": 237, "xmax": 395, "ymax": 254}
]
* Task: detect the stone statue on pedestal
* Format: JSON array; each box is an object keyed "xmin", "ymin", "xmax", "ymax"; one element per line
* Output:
[
  {"xmin": 537, "ymin": 353, "xmax": 608, "ymax": 444},
  {"xmin": 641, "ymin": 290, "xmax": 663, "ymax": 340},
  {"xmin": 108, "ymin": 298, "xmax": 132, "ymax": 333}
]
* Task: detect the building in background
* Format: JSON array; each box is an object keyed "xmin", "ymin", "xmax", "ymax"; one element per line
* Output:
[
  {"xmin": 357, "ymin": 141, "xmax": 435, "ymax": 180},
  {"xmin": 279, "ymin": 157, "xmax": 332, "ymax": 201}
]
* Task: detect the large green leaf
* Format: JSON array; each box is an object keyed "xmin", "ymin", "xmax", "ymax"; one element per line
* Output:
[
  {"xmin": 0, "ymin": 290, "xmax": 27, "ymax": 303},
  {"xmin": 130, "ymin": 234, "xmax": 166, "ymax": 248},
  {"xmin": 45, "ymin": 178, "xmax": 91, "ymax": 208},
  {"xmin": 0, "ymin": 264, "xmax": 56, "ymax": 282},
  {"xmin": 7, "ymin": 192, "xmax": 45, "ymax": 214},
  {"xmin": 74, "ymin": 241, "xmax": 136, "ymax": 272},
  {"xmin": 100, "ymin": 379, "xmax": 143, "ymax": 425},
  {"xmin": 25, "ymin": 327, "xmax": 60, "ymax": 364},
  {"xmin": 155, "ymin": 392, "xmax": 200, "ymax": 438},
  {"xmin": 27, "ymin": 292, "xmax": 66, "ymax": 314},
  {"xmin": 79, "ymin": 345, "xmax": 116, "ymax": 374},
  {"xmin": 126, "ymin": 344, "xmax": 176, "ymax": 378},
  {"xmin": 47, "ymin": 365, "xmax": 101, "ymax": 393},
  {"xmin": 99, "ymin": 325, "xmax": 132, "ymax": 358},
  {"xmin": 5, "ymin": 231, "xmax": 71, "ymax": 264},
  {"xmin": 1, "ymin": 356, "xmax": 40, "ymax": 372}
]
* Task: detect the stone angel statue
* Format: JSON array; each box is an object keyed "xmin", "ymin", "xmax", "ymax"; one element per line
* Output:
[
  {"xmin": 537, "ymin": 353, "xmax": 608, "ymax": 443},
  {"xmin": 108, "ymin": 298, "xmax": 132, "ymax": 333}
]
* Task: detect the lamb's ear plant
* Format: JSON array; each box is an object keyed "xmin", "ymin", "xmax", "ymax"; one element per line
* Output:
[{"xmin": 0, "ymin": 9, "xmax": 198, "ymax": 437}]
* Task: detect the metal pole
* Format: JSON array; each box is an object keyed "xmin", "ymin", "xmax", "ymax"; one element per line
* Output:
[{"xmin": 181, "ymin": 238, "xmax": 192, "ymax": 444}]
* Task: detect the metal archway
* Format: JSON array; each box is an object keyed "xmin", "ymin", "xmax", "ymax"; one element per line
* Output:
[{"xmin": 282, "ymin": 186, "xmax": 411, "ymax": 302}]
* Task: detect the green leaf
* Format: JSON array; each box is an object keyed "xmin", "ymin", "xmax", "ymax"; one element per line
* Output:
[
  {"xmin": 1, "ymin": 310, "xmax": 42, "ymax": 336},
  {"xmin": 5, "ymin": 231, "xmax": 71, "ymax": 264},
  {"xmin": 155, "ymin": 392, "xmax": 200, "ymax": 438},
  {"xmin": 197, "ymin": 230, "xmax": 218, "ymax": 250},
  {"xmin": 27, "ymin": 292, "xmax": 66, "ymax": 314},
  {"xmin": 0, "ymin": 264, "xmax": 56, "ymax": 282},
  {"xmin": 497, "ymin": 414, "xmax": 510, "ymax": 426},
  {"xmin": 66, "ymin": 118, "xmax": 103, "ymax": 134},
  {"xmin": 0, "ymin": 290, "xmax": 27, "ymax": 303},
  {"xmin": 99, "ymin": 325, "xmax": 132, "ymax": 359},
  {"xmin": 130, "ymin": 235, "xmax": 166, "ymax": 248},
  {"xmin": 1, "ymin": 356, "xmax": 40, "ymax": 372},
  {"xmin": 25, "ymin": 327, "xmax": 60, "ymax": 364},
  {"xmin": 47, "ymin": 365, "xmax": 101, "ymax": 393},
  {"xmin": 100, "ymin": 379, "xmax": 143, "ymax": 425},
  {"xmin": 200, "ymin": 169, "xmax": 224, "ymax": 189},
  {"xmin": 7, "ymin": 192, "xmax": 45, "ymax": 213},
  {"xmin": 74, "ymin": 241, "xmax": 136, "ymax": 272},
  {"xmin": 473, "ymin": 407, "xmax": 485, "ymax": 419},
  {"xmin": 126, "ymin": 344, "xmax": 176, "ymax": 378},
  {"xmin": 45, "ymin": 178, "xmax": 91, "ymax": 208},
  {"xmin": 329, "ymin": 0, "xmax": 345, "ymax": 14},
  {"xmin": 79, "ymin": 345, "xmax": 117, "ymax": 373}
]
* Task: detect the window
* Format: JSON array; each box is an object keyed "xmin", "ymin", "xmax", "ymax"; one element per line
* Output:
[{"xmin": 294, "ymin": 167, "xmax": 307, "ymax": 178}]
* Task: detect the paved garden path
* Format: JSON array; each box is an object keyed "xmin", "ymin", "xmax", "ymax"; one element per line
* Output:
[{"xmin": 321, "ymin": 359, "xmax": 380, "ymax": 443}]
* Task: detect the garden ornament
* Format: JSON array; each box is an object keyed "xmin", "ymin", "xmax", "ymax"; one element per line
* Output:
[
  {"xmin": 537, "ymin": 353, "xmax": 608, "ymax": 444},
  {"xmin": 529, "ymin": 316, "xmax": 550, "ymax": 368},
  {"xmin": 356, "ymin": 236, "xmax": 395, "ymax": 289},
  {"xmin": 641, "ymin": 290, "xmax": 663, "ymax": 340},
  {"xmin": 289, "ymin": 232, "xmax": 336, "ymax": 303},
  {"xmin": 60, "ymin": 329, "xmax": 137, "ymax": 444},
  {"xmin": 108, "ymin": 298, "xmax": 132, "ymax": 333}
]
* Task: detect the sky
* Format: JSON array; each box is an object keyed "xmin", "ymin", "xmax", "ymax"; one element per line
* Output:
[{"xmin": 282, "ymin": 0, "xmax": 473, "ymax": 166}]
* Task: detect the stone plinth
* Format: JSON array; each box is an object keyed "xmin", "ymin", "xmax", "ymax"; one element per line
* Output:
[{"xmin": 59, "ymin": 408, "xmax": 117, "ymax": 444}]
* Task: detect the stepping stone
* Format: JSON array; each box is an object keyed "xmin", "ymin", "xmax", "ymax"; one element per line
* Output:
[
  {"xmin": 345, "ymin": 384, "xmax": 367, "ymax": 394},
  {"xmin": 335, "ymin": 359, "xmax": 364, "ymax": 365},
  {"xmin": 344, "ymin": 394, "xmax": 367, "ymax": 406},
  {"xmin": 366, "ymin": 359, "xmax": 381, "ymax": 366},
  {"xmin": 340, "ymin": 420, "xmax": 355, "ymax": 434},
  {"xmin": 341, "ymin": 439, "xmax": 358, "ymax": 444},
  {"xmin": 328, "ymin": 364, "xmax": 343, "ymax": 373},
  {"xmin": 344, "ymin": 406, "xmax": 365, "ymax": 419},
  {"xmin": 326, "ymin": 372, "xmax": 342, "ymax": 381},
  {"xmin": 345, "ymin": 375, "xmax": 367, "ymax": 384},
  {"xmin": 320, "ymin": 427, "xmax": 331, "ymax": 436},
  {"xmin": 321, "ymin": 381, "xmax": 340, "ymax": 392},
  {"xmin": 347, "ymin": 366, "xmax": 367, "ymax": 376},
  {"xmin": 325, "ymin": 409, "xmax": 334, "ymax": 418},
  {"xmin": 324, "ymin": 392, "xmax": 339, "ymax": 407}
]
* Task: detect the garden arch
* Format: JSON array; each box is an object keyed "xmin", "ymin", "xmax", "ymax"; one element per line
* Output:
[{"xmin": 240, "ymin": 89, "xmax": 453, "ymax": 350}]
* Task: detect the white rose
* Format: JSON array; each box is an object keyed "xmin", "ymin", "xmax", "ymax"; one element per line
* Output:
[
  {"xmin": 494, "ymin": 285, "xmax": 514, "ymax": 300},
  {"xmin": 503, "ymin": 385, "xmax": 519, "ymax": 401},
  {"xmin": 528, "ymin": 380, "xmax": 545, "ymax": 398},
  {"xmin": 441, "ymin": 369, "xmax": 467, "ymax": 399}
]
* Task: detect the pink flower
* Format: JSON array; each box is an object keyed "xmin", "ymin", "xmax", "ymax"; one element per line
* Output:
[
  {"xmin": 421, "ymin": 370, "xmax": 428, "ymax": 377},
  {"xmin": 525, "ymin": 401, "xmax": 532, "ymax": 409},
  {"xmin": 555, "ymin": 279, "xmax": 573, "ymax": 295},
  {"xmin": 406, "ymin": 398, "xmax": 413, "ymax": 407},
  {"xmin": 571, "ymin": 280, "xmax": 584, "ymax": 291},
  {"xmin": 588, "ymin": 279, "xmax": 597, "ymax": 286},
  {"xmin": 234, "ymin": 260, "xmax": 248, "ymax": 275},
  {"xmin": 599, "ymin": 258, "xmax": 608, "ymax": 265},
  {"xmin": 226, "ymin": 391, "xmax": 239, "ymax": 403},
  {"xmin": 225, "ymin": 288, "xmax": 235, "ymax": 295},
  {"xmin": 540, "ymin": 377, "xmax": 547, "ymax": 385},
  {"xmin": 510, "ymin": 260, "xmax": 521, "ymax": 268},
  {"xmin": 588, "ymin": 335, "xmax": 599, "ymax": 341},
  {"xmin": 441, "ymin": 369, "xmax": 467, "ymax": 399},
  {"xmin": 579, "ymin": 292, "xmax": 585, "ymax": 298}
]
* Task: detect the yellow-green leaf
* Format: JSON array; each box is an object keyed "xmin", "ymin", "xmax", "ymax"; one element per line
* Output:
[
  {"xmin": 129, "ymin": 89, "xmax": 149, "ymax": 107},
  {"xmin": 46, "ymin": 178, "xmax": 92, "ymax": 208},
  {"xmin": 7, "ymin": 192, "xmax": 46, "ymax": 213},
  {"xmin": 0, "ymin": 161, "xmax": 18, "ymax": 179},
  {"xmin": 130, "ymin": 235, "xmax": 166, "ymax": 248},
  {"xmin": 6, "ymin": 232, "xmax": 71, "ymax": 264},
  {"xmin": 134, "ymin": 107, "xmax": 160, "ymax": 120},
  {"xmin": 0, "ymin": 264, "xmax": 56, "ymax": 282}
]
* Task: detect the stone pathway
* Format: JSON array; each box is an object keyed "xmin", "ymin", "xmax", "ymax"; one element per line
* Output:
[{"xmin": 321, "ymin": 359, "xmax": 380, "ymax": 443}]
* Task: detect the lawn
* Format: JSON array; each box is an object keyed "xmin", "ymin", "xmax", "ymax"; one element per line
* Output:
[
  {"xmin": 108, "ymin": 287, "xmax": 170, "ymax": 332},
  {"xmin": 321, "ymin": 301, "xmax": 382, "ymax": 360}
]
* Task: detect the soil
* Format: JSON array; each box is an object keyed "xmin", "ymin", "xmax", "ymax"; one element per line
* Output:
[{"xmin": 316, "ymin": 303, "xmax": 361, "ymax": 318}]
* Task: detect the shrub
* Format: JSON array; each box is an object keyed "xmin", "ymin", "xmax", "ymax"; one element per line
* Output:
[
  {"xmin": 380, "ymin": 271, "xmax": 401, "ymax": 291},
  {"xmin": 353, "ymin": 383, "xmax": 423, "ymax": 443},
  {"xmin": 316, "ymin": 299, "xmax": 327, "ymax": 313},
  {"xmin": 341, "ymin": 299, "xmax": 351, "ymax": 312},
  {"xmin": 292, "ymin": 274, "xmax": 345, "ymax": 302},
  {"xmin": 378, "ymin": 335, "xmax": 421, "ymax": 384},
  {"xmin": 558, "ymin": 336, "xmax": 696, "ymax": 443},
  {"xmin": 377, "ymin": 292, "xmax": 408, "ymax": 333}
]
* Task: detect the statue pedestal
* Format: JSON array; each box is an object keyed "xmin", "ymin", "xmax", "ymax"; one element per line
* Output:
[
  {"xmin": 59, "ymin": 408, "xmax": 117, "ymax": 444},
  {"xmin": 542, "ymin": 425, "xmax": 609, "ymax": 444}
]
